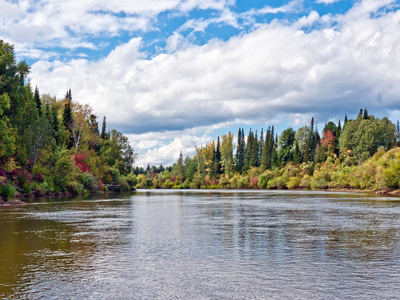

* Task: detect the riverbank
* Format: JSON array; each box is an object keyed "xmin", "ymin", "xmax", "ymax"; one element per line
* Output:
[
  {"xmin": 3, "ymin": 186, "xmax": 399, "ymax": 207},
  {"xmin": 0, "ymin": 187, "xmax": 137, "ymax": 207}
]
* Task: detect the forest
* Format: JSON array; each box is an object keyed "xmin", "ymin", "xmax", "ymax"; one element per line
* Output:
[
  {"xmin": 134, "ymin": 107, "xmax": 400, "ymax": 192},
  {"xmin": 0, "ymin": 41, "xmax": 137, "ymax": 201},
  {"xmin": 2, "ymin": 39, "xmax": 400, "ymax": 201}
]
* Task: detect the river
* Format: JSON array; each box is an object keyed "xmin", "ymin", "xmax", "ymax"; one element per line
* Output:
[{"xmin": 1, "ymin": 190, "xmax": 400, "ymax": 299}]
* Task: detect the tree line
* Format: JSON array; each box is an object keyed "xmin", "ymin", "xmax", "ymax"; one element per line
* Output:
[
  {"xmin": 0, "ymin": 40, "xmax": 137, "ymax": 200},
  {"xmin": 136, "ymin": 109, "xmax": 400, "ymax": 191}
]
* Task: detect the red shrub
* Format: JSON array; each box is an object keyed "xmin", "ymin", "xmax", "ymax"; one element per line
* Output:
[{"xmin": 73, "ymin": 152, "xmax": 89, "ymax": 173}]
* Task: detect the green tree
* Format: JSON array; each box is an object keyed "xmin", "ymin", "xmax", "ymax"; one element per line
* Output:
[
  {"xmin": 220, "ymin": 132, "xmax": 234, "ymax": 177},
  {"xmin": 101, "ymin": 129, "xmax": 137, "ymax": 175},
  {"xmin": 339, "ymin": 115, "xmax": 397, "ymax": 161},
  {"xmin": 245, "ymin": 129, "xmax": 259, "ymax": 170},
  {"xmin": 235, "ymin": 128, "xmax": 245, "ymax": 172},
  {"xmin": 295, "ymin": 125, "xmax": 312, "ymax": 162},
  {"xmin": 261, "ymin": 126, "xmax": 276, "ymax": 171},
  {"xmin": 63, "ymin": 94, "xmax": 74, "ymax": 148},
  {"xmin": 0, "ymin": 93, "xmax": 15, "ymax": 160},
  {"xmin": 215, "ymin": 137, "xmax": 222, "ymax": 175},
  {"xmin": 278, "ymin": 127, "xmax": 296, "ymax": 165},
  {"xmin": 0, "ymin": 40, "xmax": 30, "ymax": 125},
  {"xmin": 34, "ymin": 86, "xmax": 41, "ymax": 116}
]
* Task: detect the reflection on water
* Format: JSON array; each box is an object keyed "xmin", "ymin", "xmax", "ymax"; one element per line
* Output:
[{"xmin": 1, "ymin": 190, "xmax": 400, "ymax": 299}]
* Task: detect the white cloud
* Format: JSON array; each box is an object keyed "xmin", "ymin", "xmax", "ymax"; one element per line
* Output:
[
  {"xmin": 296, "ymin": 11, "xmax": 320, "ymax": 27},
  {"xmin": 0, "ymin": 0, "xmax": 233, "ymax": 50},
  {"xmin": 316, "ymin": 0, "xmax": 340, "ymax": 4},
  {"xmin": 0, "ymin": 0, "xmax": 21, "ymax": 17},
  {"xmin": 31, "ymin": 1, "xmax": 400, "ymax": 125},
  {"xmin": 243, "ymin": 0, "xmax": 303, "ymax": 17},
  {"xmin": 128, "ymin": 131, "xmax": 213, "ymax": 167},
  {"xmin": 22, "ymin": 0, "xmax": 400, "ymax": 166},
  {"xmin": 166, "ymin": 32, "xmax": 190, "ymax": 53}
]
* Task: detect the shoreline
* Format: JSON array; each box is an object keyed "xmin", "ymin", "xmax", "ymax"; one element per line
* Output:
[
  {"xmin": 0, "ymin": 188, "xmax": 137, "ymax": 207},
  {"xmin": 2, "ymin": 187, "xmax": 398, "ymax": 207}
]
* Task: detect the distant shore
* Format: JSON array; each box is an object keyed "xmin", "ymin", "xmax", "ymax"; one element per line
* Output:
[{"xmin": 3, "ymin": 187, "xmax": 398, "ymax": 207}]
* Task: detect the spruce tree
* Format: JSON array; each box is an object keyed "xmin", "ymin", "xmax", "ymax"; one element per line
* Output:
[
  {"xmin": 63, "ymin": 95, "xmax": 74, "ymax": 148},
  {"xmin": 259, "ymin": 128, "xmax": 264, "ymax": 161},
  {"xmin": 235, "ymin": 128, "xmax": 245, "ymax": 172},
  {"xmin": 101, "ymin": 116, "xmax": 107, "ymax": 139},
  {"xmin": 34, "ymin": 86, "xmax": 41, "ymax": 116},
  {"xmin": 244, "ymin": 129, "xmax": 253, "ymax": 170},
  {"xmin": 215, "ymin": 136, "xmax": 222, "ymax": 174},
  {"xmin": 363, "ymin": 108, "xmax": 368, "ymax": 120},
  {"xmin": 293, "ymin": 141, "xmax": 302, "ymax": 164}
]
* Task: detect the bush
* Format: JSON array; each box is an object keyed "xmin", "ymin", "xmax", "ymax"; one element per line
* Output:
[
  {"xmin": 287, "ymin": 176, "xmax": 301, "ymax": 189},
  {"xmin": 299, "ymin": 174, "xmax": 311, "ymax": 189},
  {"xmin": 162, "ymin": 179, "xmax": 174, "ymax": 189},
  {"xmin": 219, "ymin": 177, "xmax": 230, "ymax": 188},
  {"xmin": 123, "ymin": 173, "xmax": 138, "ymax": 188},
  {"xmin": 34, "ymin": 181, "xmax": 52, "ymax": 195},
  {"xmin": 181, "ymin": 179, "xmax": 191, "ymax": 189},
  {"xmin": 237, "ymin": 176, "xmax": 249, "ymax": 189},
  {"xmin": 79, "ymin": 172, "xmax": 95, "ymax": 190},
  {"xmin": 259, "ymin": 172, "xmax": 273, "ymax": 189},
  {"xmin": 109, "ymin": 168, "xmax": 120, "ymax": 183},
  {"xmin": 67, "ymin": 181, "xmax": 84, "ymax": 194},
  {"xmin": 249, "ymin": 176, "xmax": 259, "ymax": 188},
  {"xmin": 311, "ymin": 168, "xmax": 331, "ymax": 189},
  {"xmin": 0, "ymin": 184, "xmax": 16, "ymax": 199}
]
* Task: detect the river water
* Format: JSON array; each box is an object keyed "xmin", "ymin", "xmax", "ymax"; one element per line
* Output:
[{"xmin": 1, "ymin": 190, "xmax": 400, "ymax": 299}]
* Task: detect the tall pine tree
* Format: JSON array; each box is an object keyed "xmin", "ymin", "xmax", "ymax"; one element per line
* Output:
[
  {"xmin": 101, "ymin": 116, "xmax": 107, "ymax": 140},
  {"xmin": 235, "ymin": 128, "xmax": 245, "ymax": 172},
  {"xmin": 34, "ymin": 86, "xmax": 41, "ymax": 116},
  {"xmin": 63, "ymin": 91, "xmax": 74, "ymax": 148}
]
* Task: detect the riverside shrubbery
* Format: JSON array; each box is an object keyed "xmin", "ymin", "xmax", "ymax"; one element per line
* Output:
[{"xmin": 132, "ymin": 147, "xmax": 400, "ymax": 192}]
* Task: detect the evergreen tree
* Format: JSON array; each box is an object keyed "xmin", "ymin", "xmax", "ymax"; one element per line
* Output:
[
  {"xmin": 177, "ymin": 151, "xmax": 183, "ymax": 176},
  {"xmin": 254, "ymin": 130, "xmax": 260, "ymax": 167},
  {"xmin": 244, "ymin": 129, "xmax": 253, "ymax": 170},
  {"xmin": 63, "ymin": 95, "xmax": 74, "ymax": 148},
  {"xmin": 363, "ymin": 108, "xmax": 368, "ymax": 120},
  {"xmin": 293, "ymin": 141, "xmax": 302, "ymax": 164},
  {"xmin": 259, "ymin": 128, "xmax": 264, "ymax": 162},
  {"xmin": 261, "ymin": 126, "xmax": 276, "ymax": 170},
  {"xmin": 278, "ymin": 127, "xmax": 296, "ymax": 165},
  {"xmin": 235, "ymin": 128, "xmax": 245, "ymax": 172},
  {"xmin": 215, "ymin": 136, "xmax": 222, "ymax": 174},
  {"xmin": 101, "ymin": 116, "xmax": 107, "ymax": 139},
  {"xmin": 337, "ymin": 120, "xmax": 341, "ymax": 137},
  {"xmin": 34, "ymin": 86, "xmax": 41, "ymax": 116}
]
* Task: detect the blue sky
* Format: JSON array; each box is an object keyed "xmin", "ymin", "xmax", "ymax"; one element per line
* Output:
[{"xmin": 1, "ymin": 0, "xmax": 400, "ymax": 167}]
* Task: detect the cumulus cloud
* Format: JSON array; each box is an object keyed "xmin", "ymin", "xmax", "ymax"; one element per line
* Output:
[
  {"xmin": 32, "ymin": 1, "xmax": 400, "ymax": 122},
  {"xmin": 0, "ymin": 0, "xmax": 233, "ymax": 51},
  {"xmin": 130, "ymin": 132, "xmax": 212, "ymax": 167},
  {"xmin": 12, "ymin": 0, "xmax": 400, "ymax": 166}
]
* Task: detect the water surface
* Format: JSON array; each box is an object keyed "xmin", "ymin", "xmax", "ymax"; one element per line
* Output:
[{"xmin": 1, "ymin": 190, "xmax": 400, "ymax": 299}]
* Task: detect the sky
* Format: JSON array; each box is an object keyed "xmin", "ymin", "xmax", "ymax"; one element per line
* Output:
[{"xmin": 1, "ymin": 0, "xmax": 400, "ymax": 168}]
